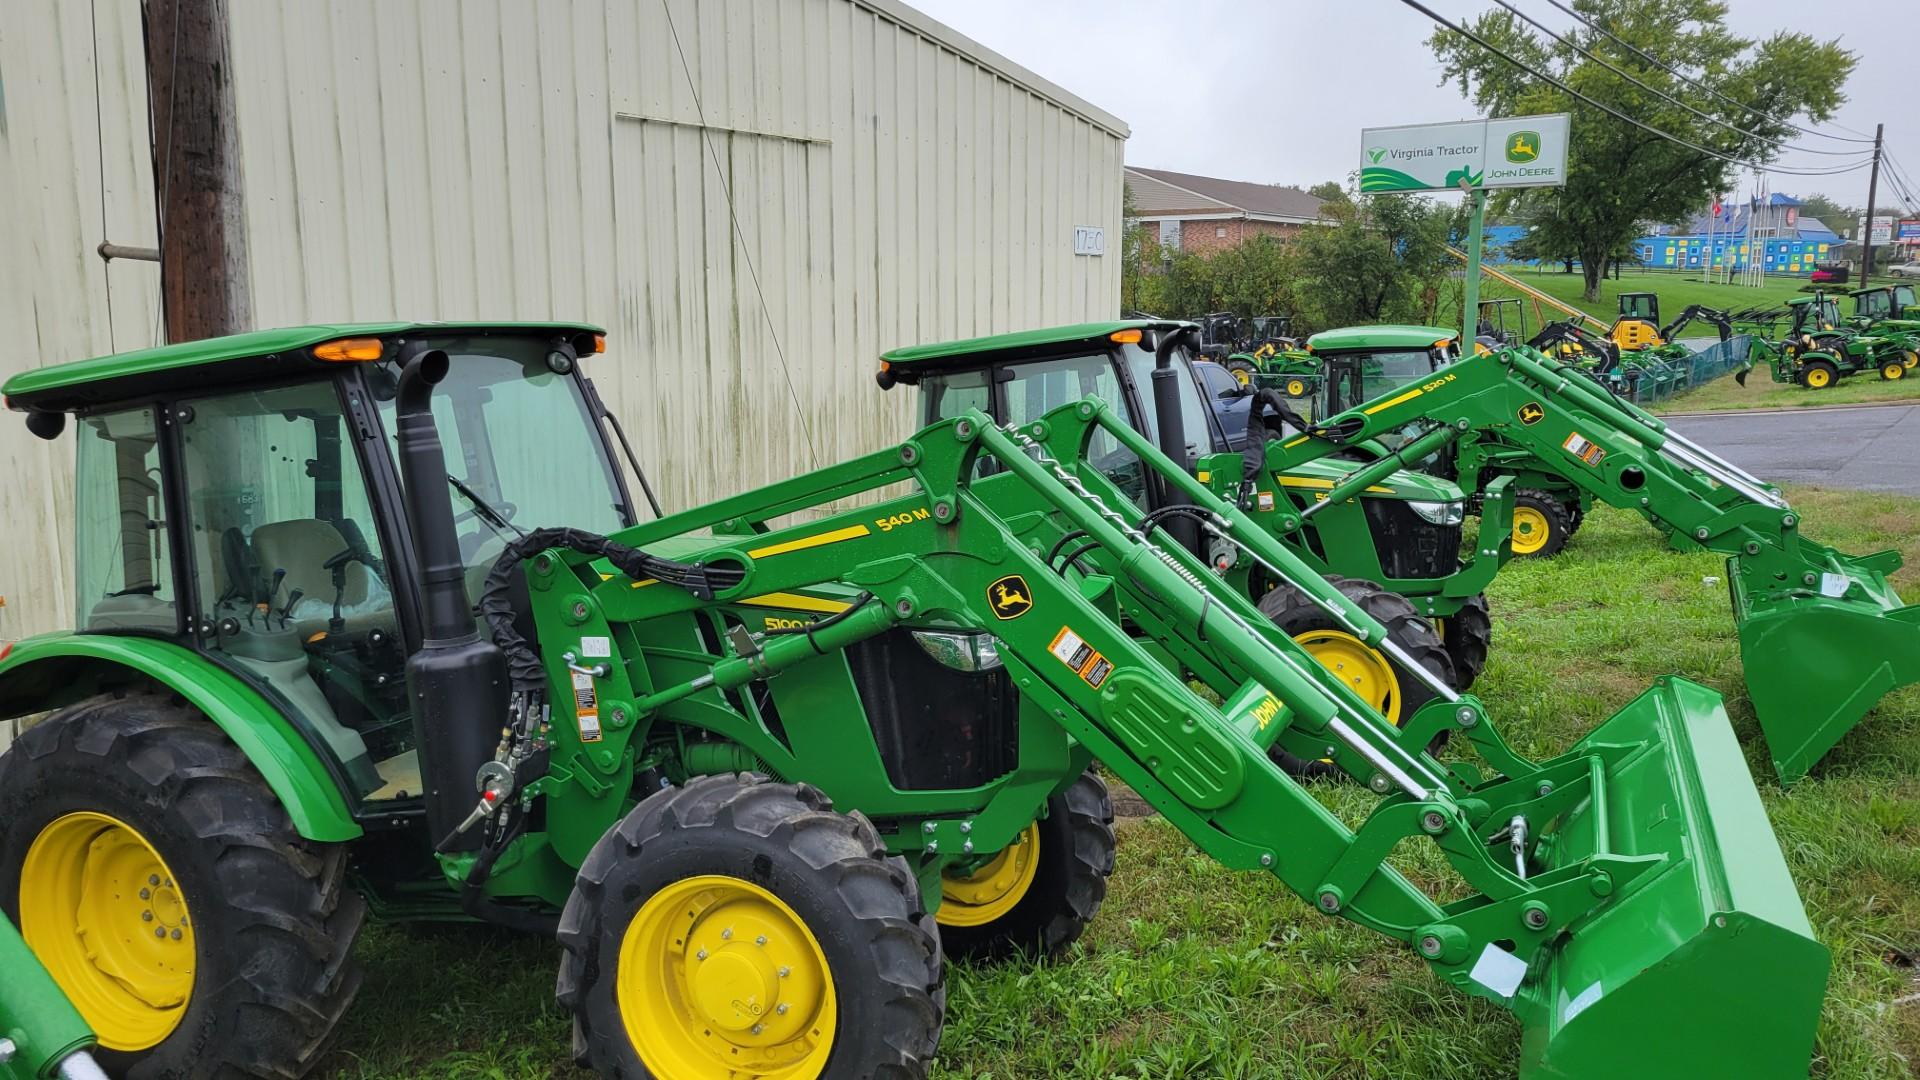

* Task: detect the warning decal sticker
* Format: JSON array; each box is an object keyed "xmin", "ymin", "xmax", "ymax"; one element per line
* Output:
[
  {"xmin": 1049, "ymin": 626, "xmax": 1113, "ymax": 687},
  {"xmin": 1562, "ymin": 431, "xmax": 1607, "ymax": 468},
  {"xmin": 573, "ymin": 670, "xmax": 602, "ymax": 743}
]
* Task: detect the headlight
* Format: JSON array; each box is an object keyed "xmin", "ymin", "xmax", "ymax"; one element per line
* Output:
[
  {"xmin": 1406, "ymin": 499, "xmax": 1465, "ymax": 525},
  {"xmin": 910, "ymin": 630, "xmax": 1004, "ymax": 672}
]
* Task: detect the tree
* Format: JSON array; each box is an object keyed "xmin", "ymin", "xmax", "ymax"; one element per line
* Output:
[
  {"xmin": 1428, "ymin": 0, "xmax": 1855, "ymax": 300},
  {"xmin": 1307, "ymin": 180, "xmax": 1351, "ymax": 206},
  {"xmin": 1289, "ymin": 190, "xmax": 1459, "ymax": 332}
]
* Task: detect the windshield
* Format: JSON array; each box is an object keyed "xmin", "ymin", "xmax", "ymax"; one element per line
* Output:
[
  {"xmin": 1321, "ymin": 348, "xmax": 1441, "ymax": 416},
  {"xmin": 375, "ymin": 337, "xmax": 628, "ymax": 595},
  {"xmin": 1899, "ymin": 286, "xmax": 1916, "ymax": 310}
]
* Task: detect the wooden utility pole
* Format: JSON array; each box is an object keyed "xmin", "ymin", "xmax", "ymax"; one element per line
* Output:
[
  {"xmin": 1861, "ymin": 122, "xmax": 1884, "ymax": 289},
  {"xmin": 144, "ymin": 0, "xmax": 251, "ymax": 343}
]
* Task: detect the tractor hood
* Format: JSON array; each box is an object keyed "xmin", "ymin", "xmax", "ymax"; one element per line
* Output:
[{"xmin": 1270, "ymin": 457, "xmax": 1463, "ymax": 503}]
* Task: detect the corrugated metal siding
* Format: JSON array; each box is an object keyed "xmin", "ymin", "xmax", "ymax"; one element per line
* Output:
[
  {"xmin": 0, "ymin": 0, "xmax": 161, "ymax": 641},
  {"xmin": 0, "ymin": 0, "xmax": 1126, "ymax": 640}
]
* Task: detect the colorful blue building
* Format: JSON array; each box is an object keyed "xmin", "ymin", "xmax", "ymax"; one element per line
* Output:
[{"xmin": 1632, "ymin": 194, "xmax": 1841, "ymax": 276}]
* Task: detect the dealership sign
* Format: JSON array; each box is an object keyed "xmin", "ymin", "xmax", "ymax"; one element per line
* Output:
[{"xmin": 1361, "ymin": 114, "xmax": 1570, "ymax": 193}]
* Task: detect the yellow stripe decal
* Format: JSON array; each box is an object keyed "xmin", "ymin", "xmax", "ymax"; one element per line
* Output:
[
  {"xmin": 630, "ymin": 578, "xmax": 660, "ymax": 589},
  {"xmin": 747, "ymin": 524, "xmax": 872, "ymax": 559},
  {"xmin": 1283, "ymin": 436, "xmax": 1311, "ymax": 448},
  {"xmin": 737, "ymin": 592, "xmax": 856, "ymax": 615},
  {"xmin": 1277, "ymin": 476, "xmax": 1334, "ymax": 489},
  {"xmin": 1363, "ymin": 387, "xmax": 1424, "ymax": 415}
]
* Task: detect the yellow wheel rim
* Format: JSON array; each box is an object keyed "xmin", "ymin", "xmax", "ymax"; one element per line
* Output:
[
  {"xmin": 1510, "ymin": 506, "xmax": 1552, "ymax": 556},
  {"xmin": 1884, "ymin": 362, "xmax": 1906, "ymax": 380},
  {"xmin": 1296, "ymin": 630, "xmax": 1402, "ymax": 722},
  {"xmin": 1286, "ymin": 378, "xmax": 1306, "ymax": 396},
  {"xmin": 1905, "ymin": 350, "xmax": 1919, "ymax": 369},
  {"xmin": 1806, "ymin": 367, "xmax": 1832, "ymax": 388},
  {"xmin": 620, "ymin": 875, "xmax": 836, "ymax": 1079},
  {"xmin": 22, "ymin": 812, "xmax": 195, "ymax": 1052},
  {"xmin": 1233, "ymin": 367, "xmax": 1252, "ymax": 387},
  {"xmin": 936, "ymin": 823, "xmax": 1041, "ymax": 927}
]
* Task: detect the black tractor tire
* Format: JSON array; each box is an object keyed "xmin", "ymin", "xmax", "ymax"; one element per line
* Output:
[
  {"xmin": 935, "ymin": 769, "xmax": 1115, "ymax": 961},
  {"xmin": 1509, "ymin": 488, "xmax": 1575, "ymax": 558},
  {"xmin": 1561, "ymin": 497, "xmax": 1586, "ymax": 538},
  {"xmin": 1799, "ymin": 358, "xmax": 1840, "ymax": 389},
  {"xmin": 1257, "ymin": 575, "xmax": 1457, "ymax": 780},
  {"xmin": 0, "ymin": 691, "xmax": 364, "ymax": 1080},
  {"xmin": 1438, "ymin": 594, "xmax": 1493, "ymax": 691},
  {"xmin": 1224, "ymin": 356, "xmax": 1260, "ymax": 387},
  {"xmin": 557, "ymin": 773, "xmax": 944, "ymax": 1079}
]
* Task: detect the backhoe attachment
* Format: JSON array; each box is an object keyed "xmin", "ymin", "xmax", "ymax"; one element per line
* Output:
[
  {"xmin": 1264, "ymin": 344, "xmax": 1918, "ymax": 784},
  {"xmin": 519, "ymin": 393, "xmax": 1826, "ymax": 1077}
]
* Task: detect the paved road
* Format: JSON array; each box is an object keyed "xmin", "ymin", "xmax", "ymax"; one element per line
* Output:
[{"xmin": 1667, "ymin": 404, "xmax": 1920, "ymax": 497}]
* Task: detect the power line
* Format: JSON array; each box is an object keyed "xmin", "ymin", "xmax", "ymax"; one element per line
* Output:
[
  {"xmin": 1540, "ymin": 0, "xmax": 1875, "ymax": 146},
  {"xmin": 1397, "ymin": 0, "xmax": 1875, "ymax": 178},
  {"xmin": 1493, "ymin": 0, "xmax": 1872, "ymax": 159}
]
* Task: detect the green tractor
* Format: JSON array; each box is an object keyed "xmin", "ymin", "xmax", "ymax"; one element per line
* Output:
[
  {"xmin": 1845, "ymin": 283, "xmax": 1920, "ymax": 360},
  {"xmin": 1260, "ymin": 340, "xmax": 1920, "ymax": 785},
  {"xmin": 1739, "ymin": 293, "xmax": 1911, "ymax": 388},
  {"xmin": 874, "ymin": 320, "xmax": 1504, "ymax": 714},
  {"xmin": 0, "ymin": 323, "xmax": 1828, "ymax": 1079}
]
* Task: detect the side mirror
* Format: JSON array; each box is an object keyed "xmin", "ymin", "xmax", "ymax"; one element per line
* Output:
[{"xmin": 25, "ymin": 410, "xmax": 66, "ymax": 440}]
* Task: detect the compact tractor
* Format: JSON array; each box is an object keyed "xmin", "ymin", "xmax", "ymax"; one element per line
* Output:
[
  {"xmin": 1739, "ymin": 293, "xmax": 1914, "ymax": 388},
  {"xmin": 1259, "ymin": 340, "xmax": 1920, "ymax": 784},
  {"xmin": 0, "ymin": 324, "xmax": 1828, "ymax": 1079}
]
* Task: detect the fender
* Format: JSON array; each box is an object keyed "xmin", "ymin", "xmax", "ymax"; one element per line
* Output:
[{"xmin": 0, "ymin": 633, "xmax": 361, "ymax": 842}]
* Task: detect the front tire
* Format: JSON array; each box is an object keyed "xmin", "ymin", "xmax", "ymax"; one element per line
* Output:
[
  {"xmin": 1437, "ymin": 594, "xmax": 1493, "ymax": 691},
  {"xmin": 1258, "ymin": 576, "xmax": 1456, "ymax": 779},
  {"xmin": 0, "ymin": 692, "xmax": 364, "ymax": 1080},
  {"xmin": 935, "ymin": 769, "xmax": 1115, "ymax": 960},
  {"xmin": 1881, "ymin": 359, "xmax": 1907, "ymax": 381},
  {"xmin": 1800, "ymin": 358, "xmax": 1839, "ymax": 389},
  {"xmin": 1509, "ymin": 489, "xmax": 1574, "ymax": 558},
  {"xmin": 557, "ymin": 774, "xmax": 943, "ymax": 1079}
]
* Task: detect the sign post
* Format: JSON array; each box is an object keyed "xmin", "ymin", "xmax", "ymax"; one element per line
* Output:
[{"xmin": 1361, "ymin": 114, "xmax": 1570, "ymax": 340}]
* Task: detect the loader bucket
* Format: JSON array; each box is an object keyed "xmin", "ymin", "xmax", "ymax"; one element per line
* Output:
[
  {"xmin": 1516, "ymin": 677, "xmax": 1828, "ymax": 1079},
  {"xmin": 1733, "ymin": 547, "xmax": 1920, "ymax": 784}
]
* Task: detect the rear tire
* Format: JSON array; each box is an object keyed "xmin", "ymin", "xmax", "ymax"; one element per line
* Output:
[
  {"xmin": 935, "ymin": 769, "xmax": 1115, "ymax": 961},
  {"xmin": 557, "ymin": 774, "xmax": 943, "ymax": 1079},
  {"xmin": 1881, "ymin": 359, "xmax": 1907, "ymax": 381},
  {"xmin": 0, "ymin": 691, "xmax": 364, "ymax": 1080},
  {"xmin": 1438, "ymin": 594, "xmax": 1493, "ymax": 691},
  {"xmin": 1509, "ymin": 489, "xmax": 1574, "ymax": 558},
  {"xmin": 1225, "ymin": 357, "xmax": 1259, "ymax": 387},
  {"xmin": 1257, "ymin": 576, "xmax": 1456, "ymax": 779}
]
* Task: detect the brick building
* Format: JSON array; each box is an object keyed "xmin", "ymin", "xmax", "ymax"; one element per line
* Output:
[{"xmin": 1126, "ymin": 166, "xmax": 1330, "ymax": 255}]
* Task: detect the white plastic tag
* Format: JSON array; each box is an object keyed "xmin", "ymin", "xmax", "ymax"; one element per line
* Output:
[
  {"xmin": 1819, "ymin": 572, "xmax": 1849, "ymax": 598},
  {"xmin": 1468, "ymin": 943, "xmax": 1527, "ymax": 999},
  {"xmin": 580, "ymin": 635, "xmax": 612, "ymax": 658}
]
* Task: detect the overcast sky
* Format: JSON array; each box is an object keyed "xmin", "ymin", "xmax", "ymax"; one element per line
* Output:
[{"xmin": 912, "ymin": 0, "xmax": 1914, "ymax": 216}]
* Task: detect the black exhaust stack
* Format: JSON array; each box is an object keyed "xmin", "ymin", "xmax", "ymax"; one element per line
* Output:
[
  {"xmin": 395, "ymin": 345, "xmax": 508, "ymax": 852},
  {"xmin": 1151, "ymin": 326, "xmax": 1201, "ymax": 551}
]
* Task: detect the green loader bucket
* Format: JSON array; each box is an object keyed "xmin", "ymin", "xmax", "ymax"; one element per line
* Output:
[
  {"xmin": 1515, "ymin": 677, "xmax": 1828, "ymax": 1079},
  {"xmin": 1733, "ymin": 545, "xmax": 1920, "ymax": 784}
]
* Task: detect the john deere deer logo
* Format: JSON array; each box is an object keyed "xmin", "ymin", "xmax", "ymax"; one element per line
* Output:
[
  {"xmin": 1518, "ymin": 401, "xmax": 1546, "ymax": 426},
  {"xmin": 988, "ymin": 575, "xmax": 1033, "ymax": 620},
  {"xmin": 1505, "ymin": 132, "xmax": 1540, "ymax": 164}
]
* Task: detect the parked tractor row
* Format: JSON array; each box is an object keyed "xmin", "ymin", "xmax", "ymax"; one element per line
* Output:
[{"xmin": 0, "ymin": 312, "xmax": 1910, "ymax": 1079}]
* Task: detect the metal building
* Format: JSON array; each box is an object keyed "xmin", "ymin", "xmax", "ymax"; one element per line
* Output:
[{"xmin": 0, "ymin": 0, "xmax": 1129, "ymax": 641}]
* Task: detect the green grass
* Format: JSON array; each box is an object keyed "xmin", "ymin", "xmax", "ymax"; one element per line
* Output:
[
  {"xmin": 319, "ymin": 488, "xmax": 1920, "ymax": 1080},
  {"xmin": 1649, "ymin": 366, "xmax": 1920, "ymax": 413}
]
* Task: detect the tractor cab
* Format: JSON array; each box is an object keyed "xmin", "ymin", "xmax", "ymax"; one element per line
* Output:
[
  {"xmin": 1474, "ymin": 298, "xmax": 1527, "ymax": 347},
  {"xmin": 1247, "ymin": 315, "xmax": 1296, "ymax": 351},
  {"xmin": 3, "ymin": 325, "xmax": 632, "ymax": 817},
  {"xmin": 1784, "ymin": 295, "xmax": 1841, "ymax": 337},
  {"xmin": 1193, "ymin": 312, "xmax": 1249, "ymax": 363},
  {"xmin": 1850, "ymin": 283, "xmax": 1918, "ymax": 323},
  {"xmin": 1301, "ymin": 325, "xmax": 1461, "ymax": 426},
  {"xmin": 1609, "ymin": 291, "xmax": 1664, "ymax": 350}
]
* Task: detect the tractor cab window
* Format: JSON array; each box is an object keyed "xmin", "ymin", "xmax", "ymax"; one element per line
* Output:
[
  {"xmin": 74, "ymin": 408, "xmax": 177, "ymax": 633},
  {"xmin": 1815, "ymin": 298, "xmax": 1840, "ymax": 329},
  {"xmin": 374, "ymin": 338, "xmax": 628, "ymax": 620},
  {"xmin": 1322, "ymin": 349, "xmax": 1442, "ymax": 416},
  {"xmin": 177, "ymin": 381, "xmax": 399, "ymax": 800},
  {"xmin": 1896, "ymin": 285, "xmax": 1916, "ymax": 311},
  {"xmin": 1859, "ymin": 292, "xmax": 1891, "ymax": 319}
]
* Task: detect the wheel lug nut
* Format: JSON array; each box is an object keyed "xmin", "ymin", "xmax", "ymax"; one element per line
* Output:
[
  {"xmin": 171, "ymin": 929, "xmax": 182, "ymax": 941},
  {"xmin": 142, "ymin": 911, "xmax": 154, "ymax": 922},
  {"xmin": 149, "ymin": 874, "xmax": 161, "ymax": 886},
  {"xmin": 721, "ymin": 928, "xmax": 732, "ymax": 940},
  {"xmin": 695, "ymin": 948, "xmax": 708, "ymax": 960},
  {"xmin": 776, "ymin": 1003, "xmax": 790, "ymax": 1015},
  {"xmin": 750, "ymin": 1024, "xmax": 764, "ymax": 1035},
  {"xmin": 155, "ymin": 927, "xmax": 167, "ymax": 938},
  {"xmin": 778, "ymin": 966, "xmax": 791, "ymax": 977},
  {"xmin": 755, "ymin": 935, "xmax": 767, "ymax": 946},
  {"xmin": 139, "ymin": 888, "xmax": 151, "ymax": 900}
]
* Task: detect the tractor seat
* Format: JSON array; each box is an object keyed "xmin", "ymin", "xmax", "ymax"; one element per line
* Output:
[{"xmin": 249, "ymin": 519, "xmax": 396, "ymax": 638}]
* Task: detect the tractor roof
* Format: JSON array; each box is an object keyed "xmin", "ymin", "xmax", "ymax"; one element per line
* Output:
[
  {"xmin": 1306, "ymin": 325, "xmax": 1457, "ymax": 352},
  {"xmin": 4, "ymin": 321, "xmax": 603, "ymax": 414},
  {"xmin": 878, "ymin": 320, "xmax": 1186, "ymax": 380}
]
